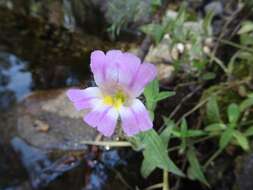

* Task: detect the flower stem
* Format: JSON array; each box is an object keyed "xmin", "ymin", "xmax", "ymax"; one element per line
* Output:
[
  {"xmin": 80, "ymin": 140, "xmax": 132, "ymax": 147},
  {"xmin": 163, "ymin": 170, "xmax": 169, "ymax": 190}
]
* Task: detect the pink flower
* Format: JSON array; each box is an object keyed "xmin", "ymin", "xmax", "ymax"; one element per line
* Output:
[{"xmin": 67, "ymin": 50, "xmax": 157, "ymax": 137}]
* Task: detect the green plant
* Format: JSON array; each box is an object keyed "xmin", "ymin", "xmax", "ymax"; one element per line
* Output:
[
  {"xmin": 141, "ymin": 5, "xmax": 215, "ymax": 76},
  {"xmin": 106, "ymin": 0, "xmax": 152, "ymax": 39},
  {"xmin": 205, "ymin": 96, "xmax": 253, "ymax": 152}
]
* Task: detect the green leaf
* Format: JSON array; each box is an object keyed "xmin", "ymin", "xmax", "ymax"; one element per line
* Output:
[
  {"xmin": 227, "ymin": 103, "xmax": 240, "ymax": 124},
  {"xmin": 187, "ymin": 147, "xmax": 210, "ymax": 187},
  {"xmin": 240, "ymin": 34, "xmax": 253, "ymax": 46},
  {"xmin": 244, "ymin": 126, "xmax": 253, "ymax": 137},
  {"xmin": 138, "ymin": 129, "xmax": 184, "ymax": 177},
  {"xmin": 240, "ymin": 97, "xmax": 253, "ymax": 112},
  {"xmin": 151, "ymin": 0, "xmax": 162, "ymax": 7},
  {"xmin": 144, "ymin": 79, "xmax": 159, "ymax": 111},
  {"xmin": 201, "ymin": 72, "xmax": 216, "ymax": 81},
  {"xmin": 205, "ymin": 123, "xmax": 226, "ymax": 132},
  {"xmin": 127, "ymin": 136, "xmax": 145, "ymax": 151},
  {"xmin": 144, "ymin": 79, "xmax": 159, "ymax": 98},
  {"xmin": 185, "ymin": 130, "xmax": 206, "ymax": 137},
  {"xmin": 203, "ymin": 11, "xmax": 214, "ymax": 35},
  {"xmin": 141, "ymin": 157, "xmax": 156, "ymax": 178},
  {"xmin": 233, "ymin": 130, "xmax": 249, "ymax": 151},
  {"xmin": 144, "ymin": 79, "xmax": 175, "ymax": 112},
  {"xmin": 156, "ymin": 91, "xmax": 175, "ymax": 101},
  {"xmin": 206, "ymin": 96, "xmax": 221, "ymax": 124},
  {"xmin": 219, "ymin": 128, "xmax": 234, "ymax": 150},
  {"xmin": 238, "ymin": 21, "xmax": 253, "ymax": 34},
  {"xmin": 160, "ymin": 117, "xmax": 175, "ymax": 145},
  {"xmin": 179, "ymin": 118, "xmax": 188, "ymax": 153},
  {"xmin": 171, "ymin": 128, "xmax": 206, "ymax": 138},
  {"xmin": 248, "ymin": 93, "xmax": 253, "ymax": 98},
  {"xmin": 141, "ymin": 24, "xmax": 165, "ymax": 44}
]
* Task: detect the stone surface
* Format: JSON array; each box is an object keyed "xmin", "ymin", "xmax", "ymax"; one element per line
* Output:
[
  {"xmin": 144, "ymin": 35, "xmax": 175, "ymax": 83},
  {"xmin": 204, "ymin": 2, "xmax": 223, "ymax": 16},
  {"xmin": 17, "ymin": 89, "xmax": 97, "ymax": 150},
  {"xmin": 0, "ymin": 89, "xmax": 98, "ymax": 150}
]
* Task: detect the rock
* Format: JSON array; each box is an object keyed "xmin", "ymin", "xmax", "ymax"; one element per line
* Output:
[
  {"xmin": 156, "ymin": 64, "xmax": 175, "ymax": 83},
  {"xmin": 34, "ymin": 119, "xmax": 50, "ymax": 132},
  {"xmin": 0, "ymin": 88, "xmax": 98, "ymax": 188},
  {"xmin": 204, "ymin": 2, "xmax": 223, "ymax": 16},
  {"xmin": 16, "ymin": 89, "xmax": 97, "ymax": 150},
  {"xmin": 144, "ymin": 35, "xmax": 175, "ymax": 83},
  {"xmin": 145, "ymin": 35, "xmax": 172, "ymax": 64},
  {"xmin": 0, "ymin": 89, "xmax": 98, "ymax": 151}
]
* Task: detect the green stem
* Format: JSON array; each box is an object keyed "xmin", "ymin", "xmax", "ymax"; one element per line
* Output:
[
  {"xmin": 163, "ymin": 170, "xmax": 169, "ymax": 190},
  {"xmin": 218, "ymin": 38, "xmax": 253, "ymax": 54},
  {"xmin": 144, "ymin": 183, "xmax": 163, "ymax": 190},
  {"xmin": 207, "ymin": 53, "xmax": 229, "ymax": 75},
  {"xmin": 203, "ymin": 149, "xmax": 222, "ymax": 169},
  {"xmin": 80, "ymin": 141, "xmax": 132, "ymax": 147}
]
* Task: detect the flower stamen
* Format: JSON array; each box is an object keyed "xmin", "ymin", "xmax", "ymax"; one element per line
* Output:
[{"xmin": 103, "ymin": 91, "xmax": 126, "ymax": 109}]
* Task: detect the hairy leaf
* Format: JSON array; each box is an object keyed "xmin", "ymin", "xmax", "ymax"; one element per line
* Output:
[
  {"xmin": 233, "ymin": 130, "xmax": 249, "ymax": 151},
  {"xmin": 227, "ymin": 103, "xmax": 240, "ymax": 124},
  {"xmin": 187, "ymin": 147, "xmax": 209, "ymax": 187},
  {"xmin": 206, "ymin": 96, "xmax": 221, "ymax": 124}
]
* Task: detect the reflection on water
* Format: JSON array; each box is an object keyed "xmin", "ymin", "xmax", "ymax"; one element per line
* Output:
[
  {"xmin": 2, "ymin": 136, "xmax": 133, "ymax": 190},
  {"xmin": 0, "ymin": 52, "xmax": 31, "ymax": 109}
]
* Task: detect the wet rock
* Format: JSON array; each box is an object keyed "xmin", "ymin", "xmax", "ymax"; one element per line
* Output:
[
  {"xmin": 34, "ymin": 119, "xmax": 50, "ymax": 132},
  {"xmin": 0, "ymin": 88, "xmax": 98, "ymax": 150},
  {"xmin": 15, "ymin": 89, "xmax": 97, "ymax": 150}
]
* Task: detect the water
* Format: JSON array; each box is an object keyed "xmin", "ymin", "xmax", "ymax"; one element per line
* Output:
[
  {"xmin": 0, "ymin": 52, "xmax": 32, "ymax": 100},
  {"xmin": 0, "ymin": 52, "xmax": 32, "ymax": 110}
]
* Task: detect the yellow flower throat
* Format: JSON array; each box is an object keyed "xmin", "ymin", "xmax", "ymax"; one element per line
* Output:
[{"xmin": 103, "ymin": 91, "xmax": 126, "ymax": 109}]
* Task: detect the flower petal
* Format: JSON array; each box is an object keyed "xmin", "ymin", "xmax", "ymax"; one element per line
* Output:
[
  {"xmin": 90, "ymin": 50, "xmax": 106, "ymax": 86},
  {"xmin": 91, "ymin": 50, "xmax": 142, "ymax": 87},
  {"xmin": 119, "ymin": 99, "xmax": 153, "ymax": 136},
  {"xmin": 84, "ymin": 103, "xmax": 119, "ymax": 137},
  {"xmin": 117, "ymin": 52, "xmax": 141, "ymax": 86},
  {"xmin": 66, "ymin": 87, "xmax": 102, "ymax": 110},
  {"xmin": 104, "ymin": 50, "xmax": 123, "ymax": 83},
  {"xmin": 104, "ymin": 51, "xmax": 141, "ymax": 86},
  {"xmin": 129, "ymin": 62, "xmax": 157, "ymax": 97}
]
